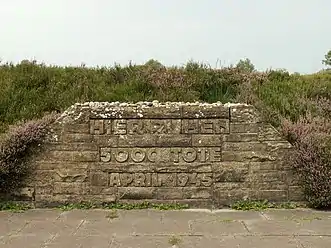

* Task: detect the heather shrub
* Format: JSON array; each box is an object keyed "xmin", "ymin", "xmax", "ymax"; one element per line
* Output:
[
  {"xmin": 282, "ymin": 115, "xmax": 331, "ymax": 209},
  {"xmin": 0, "ymin": 114, "xmax": 57, "ymax": 193}
]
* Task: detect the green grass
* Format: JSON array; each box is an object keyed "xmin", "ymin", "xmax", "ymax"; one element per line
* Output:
[
  {"xmin": 57, "ymin": 201, "xmax": 189, "ymax": 211},
  {"xmin": 0, "ymin": 201, "xmax": 33, "ymax": 212},
  {"xmin": 168, "ymin": 235, "xmax": 182, "ymax": 246},
  {"xmin": 0, "ymin": 60, "xmax": 243, "ymax": 133},
  {"xmin": 231, "ymin": 200, "xmax": 300, "ymax": 211},
  {"xmin": 1, "ymin": 60, "xmax": 330, "ymax": 134}
]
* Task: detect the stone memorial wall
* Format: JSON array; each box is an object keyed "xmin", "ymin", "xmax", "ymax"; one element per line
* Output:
[{"xmin": 22, "ymin": 101, "xmax": 303, "ymax": 207}]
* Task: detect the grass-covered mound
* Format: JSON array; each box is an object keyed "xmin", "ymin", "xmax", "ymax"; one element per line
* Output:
[{"xmin": 0, "ymin": 59, "xmax": 330, "ymax": 208}]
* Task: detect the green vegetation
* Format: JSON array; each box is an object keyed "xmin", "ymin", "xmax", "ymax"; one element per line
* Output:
[
  {"xmin": 58, "ymin": 201, "xmax": 189, "ymax": 211},
  {"xmin": 0, "ymin": 51, "xmax": 331, "ymax": 209},
  {"xmin": 0, "ymin": 201, "xmax": 33, "ymax": 212},
  {"xmin": 168, "ymin": 236, "xmax": 182, "ymax": 246},
  {"xmin": 231, "ymin": 200, "xmax": 301, "ymax": 211},
  {"xmin": 105, "ymin": 210, "xmax": 119, "ymax": 219},
  {"xmin": 0, "ymin": 114, "xmax": 57, "ymax": 193},
  {"xmin": 322, "ymin": 49, "xmax": 331, "ymax": 67}
]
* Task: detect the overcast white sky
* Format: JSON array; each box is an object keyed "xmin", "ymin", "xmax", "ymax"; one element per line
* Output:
[{"xmin": 0, "ymin": 0, "xmax": 330, "ymax": 73}]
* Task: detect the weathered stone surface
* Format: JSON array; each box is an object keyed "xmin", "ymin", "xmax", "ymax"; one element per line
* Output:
[
  {"xmin": 250, "ymin": 190, "xmax": 288, "ymax": 202},
  {"xmin": 18, "ymin": 102, "xmax": 302, "ymax": 207},
  {"xmin": 182, "ymin": 119, "xmax": 229, "ymax": 134},
  {"xmin": 230, "ymin": 122, "xmax": 260, "ymax": 133},
  {"xmin": 223, "ymin": 133, "xmax": 259, "ymax": 142},
  {"xmin": 213, "ymin": 162, "xmax": 249, "ymax": 183},
  {"xmin": 182, "ymin": 103, "xmax": 229, "ymax": 119},
  {"xmin": 53, "ymin": 169, "xmax": 88, "ymax": 182},
  {"xmin": 230, "ymin": 105, "xmax": 262, "ymax": 123}
]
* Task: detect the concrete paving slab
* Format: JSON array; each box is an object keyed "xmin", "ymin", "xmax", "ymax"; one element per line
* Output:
[
  {"xmin": 244, "ymin": 219, "xmax": 317, "ymax": 236},
  {"xmin": 9, "ymin": 209, "xmax": 62, "ymax": 222},
  {"xmin": 1, "ymin": 233, "xmax": 54, "ymax": 248},
  {"xmin": 73, "ymin": 219, "xmax": 129, "ymax": 237},
  {"xmin": 298, "ymin": 236, "xmax": 331, "ymax": 248},
  {"xmin": 294, "ymin": 219, "xmax": 331, "ymax": 236},
  {"xmin": 234, "ymin": 236, "xmax": 302, "ymax": 248},
  {"xmin": 1, "ymin": 208, "xmax": 330, "ymax": 248},
  {"xmin": 19, "ymin": 219, "xmax": 82, "ymax": 236},
  {"xmin": 212, "ymin": 210, "xmax": 265, "ymax": 221},
  {"xmin": 133, "ymin": 217, "xmax": 192, "ymax": 236},
  {"xmin": 0, "ymin": 211, "xmax": 13, "ymax": 220},
  {"xmin": 110, "ymin": 236, "xmax": 169, "ymax": 248},
  {"xmin": 0, "ymin": 219, "xmax": 29, "ymax": 236},
  {"xmin": 190, "ymin": 219, "xmax": 249, "ymax": 236},
  {"xmin": 161, "ymin": 210, "xmax": 215, "ymax": 222},
  {"xmin": 57, "ymin": 209, "xmax": 89, "ymax": 221},
  {"xmin": 45, "ymin": 235, "xmax": 113, "ymax": 248},
  {"xmin": 171, "ymin": 236, "xmax": 238, "ymax": 248},
  {"xmin": 262, "ymin": 209, "xmax": 331, "ymax": 221}
]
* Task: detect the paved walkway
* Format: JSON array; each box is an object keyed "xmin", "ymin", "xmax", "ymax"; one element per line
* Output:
[{"xmin": 0, "ymin": 208, "xmax": 330, "ymax": 248}]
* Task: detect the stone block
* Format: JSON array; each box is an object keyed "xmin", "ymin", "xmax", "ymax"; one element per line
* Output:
[
  {"xmin": 92, "ymin": 135, "xmax": 118, "ymax": 147},
  {"xmin": 88, "ymin": 104, "xmax": 138, "ymax": 119},
  {"xmin": 156, "ymin": 134, "xmax": 192, "ymax": 147},
  {"xmin": 34, "ymin": 161, "xmax": 60, "ymax": 170},
  {"xmin": 222, "ymin": 151, "xmax": 277, "ymax": 162},
  {"xmin": 249, "ymin": 162, "xmax": 281, "ymax": 171},
  {"xmin": 213, "ymin": 182, "xmax": 248, "ymax": 190},
  {"xmin": 61, "ymin": 133, "xmax": 93, "ymax": 143},
  {"xmin": 89, "ymin": 119, "xmax": 111, "ymax": 135},
  {"xmin": 136, "ymin": 103, "xmax": 182, "ymax": 118},
  {"xmin": 288, "ymin": 186, "xmax": 305, "ymax": 201},
  {"xmin": 118, "ymin": 187, "xmax": 156, "ymax": 200},
  {"xmin": 28, "ymin": 170, "xmax": 54, "ymax": 186},
  {"xmin": 230, "ymin": 105, "xmax": 262, "ymax": 123},
  {"xmin": 182, "ymin": 187, "xmax": 212, "ymax": 199},
  {"xmin": 53, "ymin": 182, "xmax": 88, "ymax": 195},
  {"xmin": 53, "ymin": 169, "xmax": 88, "ymax": 183},
  {"xmin": 89, "ymin": 186, "xmax": 117, "ymax": 195},
  {"xmin": 258, "ymin": 124, "xmax": 284, "ymax": 141},
  {"xmin": 45, "ymin": 151, "xmax": 98, "ymax": 162},
  {"xmin": 35, "ymin": 185, "xmax": 54, "ymax": 195},
  {"xmin": 90, "ymin": 172, "xmax": 109, "ymax": 187},
  {"xmin": 127, "ymin": 119, "xmax": 182, "ymax": 135},
  {"xmin": 230, "ymin": 123, "xmax": 260, "ymax": 133},
  {"xmin": 223, "ymin": 133, "xmax": 259, "ymax": 142},
  {"xmin": 155, "ymin": 188, "xmax": 184, "ymax": 200},
  {"xmin": 263, "ymin": 141, "xmax": 292, "ymax": 151},
  {"xmin": 249, "ymin": 190, "xmax": 288, "ymax": 202},
  {"xmin": 181, "ymin": 119, "xmax": 230, "ymax": 134},
  {"xmin": 223, "ymin": 142, "xmax": 267, "ymax": 151},
  {"xmin": 213, "ymin": 162, "xmax": 249, "ymax": 183},
  {"xmin": 249, "ymin": 171, "xmax": 287, "ymax": 183},
  {"xmin": 63, "ymin": 123, "xmax": 90, "ymax": 134},
  {"xmin": 182, "ymin": 104, "xmax": 229, "ymax": 119},
  {"xmin": 213, "ymin": 188, "xmax": 249, "ymax": 206},
  {"xmin": 118, "ymin": 134, "xmax": 156, "ymax": 147},
  {"xmin": 48, "ymin": 143, "xmax": 98, "ymax": 151},
  {"xmin": 192, "ymin": 134, "xmax": 223, "ymax": 147}
]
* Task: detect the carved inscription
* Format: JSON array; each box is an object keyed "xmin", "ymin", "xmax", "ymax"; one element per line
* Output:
[
  {"xmin": 100, "ymin": 147, "xmax": 221, "ymax": 163},
  {"xmin": 90, "ymin": 118, "xmax": 229, "ymax": 135},
  {"xmin": 181, "ymin": 119, "xmax": 229, "ymax": 134},
  {"xmin": 90, "ymin": 119, "xmax": 181, "ymax": 135},
  {"xmin": 106, "ymin": 172, "xmax": 213, "ymax": 187}
]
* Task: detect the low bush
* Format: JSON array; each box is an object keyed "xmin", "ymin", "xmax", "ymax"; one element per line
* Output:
[
  {"xmin": 282, "ymin": 115, "xmax": 331, "ymax": 209},
  {"xmin": 0, "ymin": 113, "xmax": 57, "ymax": 194}
]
